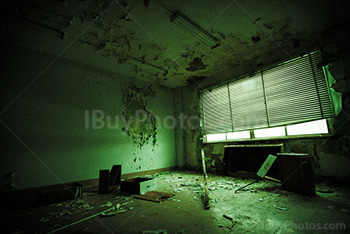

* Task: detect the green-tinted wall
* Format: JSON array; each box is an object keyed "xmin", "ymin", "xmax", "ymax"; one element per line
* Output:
[{"xmin": 0, "ymin": 45, "xmax": 177, "ymax": 192}]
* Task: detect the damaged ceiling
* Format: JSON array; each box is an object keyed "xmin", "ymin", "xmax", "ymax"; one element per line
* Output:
[{"xmin": 1, "ymin": 0, "xmax": 347, "ymax": 88}]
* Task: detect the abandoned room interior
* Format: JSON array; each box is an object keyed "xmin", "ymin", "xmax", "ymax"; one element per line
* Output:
[{"xmin": 1, "ymin": 0, "xmax": 350, "ymax": 233}]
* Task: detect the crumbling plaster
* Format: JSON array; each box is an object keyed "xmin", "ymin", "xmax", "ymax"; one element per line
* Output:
[{"xmin": 1, "ymin": 0, "xmax": 347, "ymax": 88}]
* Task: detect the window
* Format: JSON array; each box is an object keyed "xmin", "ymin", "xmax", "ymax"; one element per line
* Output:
[{"xmin": 201, "ymin": 52, "xmax": 335, "ymax": 142}]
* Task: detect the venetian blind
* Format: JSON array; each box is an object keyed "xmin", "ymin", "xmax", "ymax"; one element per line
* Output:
[{"xmin": 200, "ymin": 52, "xmax": 334, "ymax": 135}]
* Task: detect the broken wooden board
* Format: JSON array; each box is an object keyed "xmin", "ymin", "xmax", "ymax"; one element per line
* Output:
[
  {"xmin": 121, "ymin": 177, "xmax": 157, "ymax": 195},
  {"xmin": 134, "ymin": 191, "xmax": 175, "ymax": 203},
  {"xmin": 201, "ymin": 149, "xmax": 210, "ymax": 209},
  {"xmin": 256, "ymin": 154, "xmax": 277, "ymax": 178}
]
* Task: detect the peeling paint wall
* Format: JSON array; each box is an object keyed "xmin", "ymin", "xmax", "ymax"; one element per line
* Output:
[
  {"xmin": 181, "ymin": 85, "xmax": 202, "ymax": 170},
  {"xmin": 0, "ymin": 44, "xmax": 177, "ymax": 192},
  {"xmin": 120, "ymin": 84, "xmax": 157, "ymax": 149},
  {"xmin": 1, "ymin": 0, "xmax": 347, "ymax": 88},
  {"xmin": 181, "ymin": 20, "xmax": 350, "ymax": 179}
]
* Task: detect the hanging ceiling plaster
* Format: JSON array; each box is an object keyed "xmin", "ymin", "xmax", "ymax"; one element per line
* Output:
[{"xmin": 1, "ymin": 0, "xmax": 347, "ymax": 88}]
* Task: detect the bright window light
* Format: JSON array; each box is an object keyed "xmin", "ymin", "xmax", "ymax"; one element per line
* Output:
[
  {"xmin": 254, "ymin": 126, "xmax": 286, "ymax": 138},
  {"xmin": 227, "ymin": 131, "xmax": 251, "ymax": 140},
  {"xmin": 287, "ymin": 119, "xmax": 329, "ymax": 135},
  {"xmin": 206, "ymin": 133, "xmax": 226, "ymax": 142}
]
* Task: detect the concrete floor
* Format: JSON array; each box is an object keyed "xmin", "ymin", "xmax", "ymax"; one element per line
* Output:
[{"xmin": 2, "ymin": 171, "xmax": 349, "ymax": 234}]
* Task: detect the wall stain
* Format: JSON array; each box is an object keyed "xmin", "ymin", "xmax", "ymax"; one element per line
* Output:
[
  {"xmin": 121, "ymin": 83, "xmax": 157, "ymax": 149},
  {"xmin": 186, "ymin": 57, "xmax": 207, "ymax": 72}
]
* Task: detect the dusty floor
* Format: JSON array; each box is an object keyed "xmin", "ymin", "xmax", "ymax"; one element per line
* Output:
[{"xmin": 1, "ymin": 171, "xmax": 349, "ymax": 234}]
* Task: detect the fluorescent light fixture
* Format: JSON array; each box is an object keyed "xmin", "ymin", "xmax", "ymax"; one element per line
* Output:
[
  {"xmin": 171, "ymin": 11, "xmax": 219, "ymax": 48},
  {"xmin": 206, "ymin": 133, "xmax": 226, "ymax": 142},
  {"xmin": 125, "ymin": 55, "xmax": 168, "ymax": 77},
  {"xmin": 227, "ymin": 131, "xmax": 251, "ymax": 140},
  {"xmin": 287, "ymin": 119, "xmax": 329, "ymax": 136},
  {"xmin": 254, "ymin": 126, "xmax": 286, "ymax": 138}
]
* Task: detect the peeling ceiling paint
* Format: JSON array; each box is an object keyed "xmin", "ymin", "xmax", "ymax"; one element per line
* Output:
[{"xmin": 1, "ymin": 0, "xmax": 347, "ymax": 87}]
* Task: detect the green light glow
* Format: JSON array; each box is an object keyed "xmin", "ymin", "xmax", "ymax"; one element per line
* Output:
[
  {"xmin": 286, "ymin": 119, "xmax": 328, "ymax": 136},
  {"xmin": 205, "ymin": 119, "xmax": 329, "ymax": 142},
  {"xmin": 206, "ymin": 133, "xmax": 226, "ymax": 142},
  {"xmin": 227, "ymin": 131, "xmax": 250, "ymax": 139},
  {"xmin": 254, "ymin": 126, "xmax": 285, "ymax": 138}
]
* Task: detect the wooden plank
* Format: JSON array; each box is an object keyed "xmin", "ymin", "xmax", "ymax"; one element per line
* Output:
[
  {"xmin": 134, "ymin": 191, "xmax": 175, "ymax": 203},
  {"xmin": 201, "ymin": 149, "xmax": 210, "ymax": 210}
]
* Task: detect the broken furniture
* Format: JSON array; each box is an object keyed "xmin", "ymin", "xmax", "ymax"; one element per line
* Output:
[
  {"xmin": 277, "ymin": 153, "xmax": 316, "ymax": 195},
  {"xmin": 121, "ymin": 177, "xmax": 157, "ymax": 194},
  {"xmin": 99, "ymin": 164, "xmax": 122, "ymax": 194},
  {"xmin": 256, "ymin": 154, "xmax": 278, "ymax": 178},
  {"xmin": 110, "ymin": 165, "xmax": 122, "ymax": 185},
  {"xmin": 223, "ymin": 144, "xmax": 283, "ymax": 179},
  {"xmin": 235, "ymin": 154, "xmax": 278, "ymax": 193}
]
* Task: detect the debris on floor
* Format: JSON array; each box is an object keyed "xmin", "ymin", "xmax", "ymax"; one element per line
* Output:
[
  {"xmin": 2, "ymin": 171, "xmax": 350, "ymax": 234},
  {"xmin": 40, "ymin": 217, "xmax": 50, "ymax": 222},
  {"xmin": 275, "ymin": 206, "xmax": 288, "ymax": 211},
  {"xmin": 223, "ymin": 214, "xmax": 233, "ymax": 221},
  {"xmin": 141, "ymin": 229, "xmax": 167, "ymax": 234},
  {"xmin": 99, "ymin": 202, "xmax": 134, "ymax": 217},
  {"xmin": 99, "ymin": 201, "xmax": 113, "ymax": 207},
  {"xmin": 115, "ymin": 195, "xmax": 130, "ymax": 200},
  {"xmin": 134, "ymin": 191, "xmax": 175, "ymax": 203},
  {"xmin": 76, "ymin": 200, "xmax": 87, "ymax": 204},
  {"xmin": 100, "ymin": 207, "xmax": 126, "ymax": 217},
  {"xmin": 46, "ymin": 206, "xmax": 117, "ymax": 233},
  {"xmin": 222, "ymin": 214, "xmax": 237, "ymax": 230},
  {"xmin": 82, "ymin": 204, "xmax": 91, "ymax": 209}
]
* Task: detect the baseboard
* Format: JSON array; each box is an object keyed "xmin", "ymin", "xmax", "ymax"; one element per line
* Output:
[
  {"xmin": 0, "ymin": 166, "xmax": 177, "ymax": 207},
  {"xmin": 121, "ymin": 166, "xmax": 177, "ymax": 179}
]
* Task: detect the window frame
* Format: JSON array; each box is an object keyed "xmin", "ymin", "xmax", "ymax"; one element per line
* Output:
[
  {"xmin": 204, "ymin": 118, "xmax": 333, "ymax": 143},
  {"xmin": 201, "ymin": 51, "xmax": 335, "ymax": 143}
]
